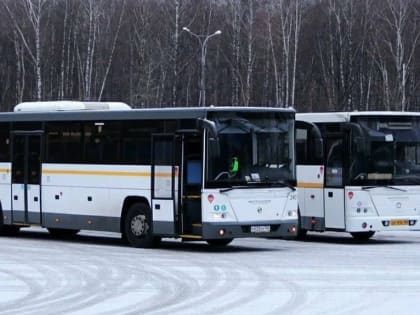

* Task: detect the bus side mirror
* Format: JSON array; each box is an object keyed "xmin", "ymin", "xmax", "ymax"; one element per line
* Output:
[
  {"xmin": 196, "ymin": 118, "xmax": 218, "ymax": 140},
  {"xmin": 197, "ymin": 118, "xmax": 220, "ymax": 158}
]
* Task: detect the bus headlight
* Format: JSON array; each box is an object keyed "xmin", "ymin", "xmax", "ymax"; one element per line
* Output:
[{"xmin": 287, "ymin": 210, "xmax": 297, "ymax": 217}]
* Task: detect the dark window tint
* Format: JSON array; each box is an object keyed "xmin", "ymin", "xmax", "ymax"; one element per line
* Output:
[
  {"xmin": 0, "ymin": 123, "xmax": 10, "ymax": 162},
  {"xmin": 325, "ymin": 138, "xmax": 344, "ymax": 187},
  {"xmin": 153, "ymin": 138, "xmax": 173, "ymax": 165},
  {"xmin": 121, "ymin": 121, "xmax": 160, "ymax": 164},
  {"xmin": 83, "ymin": 121, "xmax": 121, "ymax": 164},
  {"xmin": 46, "ymin": 122, "xmax": 83, "ymax": 163},
  {"xmin": 28, "ymin": 136, "xmax": 41, "ymax": 184},
  {"xmin": 12, "ymin": 135, "xmax": 25, "ymax": 183}
]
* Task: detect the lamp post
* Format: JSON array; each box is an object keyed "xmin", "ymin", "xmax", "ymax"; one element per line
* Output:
[{"xmin": 183, "ymin": 27, "xmax": 222, "ymax": 107}]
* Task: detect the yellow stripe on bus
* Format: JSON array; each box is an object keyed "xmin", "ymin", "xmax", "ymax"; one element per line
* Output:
[
  {"xmin": 179, "ymin": 234, "xmax": 202, "ymax": 239},
  {"xmin": 297, "ymin": 182, "xmax": 324, "ymax": 188},
  {"xmin": 0, "ymin": 168, "xmax": 10, "ymax": 173},
  {"xmin": 42, "ymin": 169, "xmax": 175, "ymax": 177}
]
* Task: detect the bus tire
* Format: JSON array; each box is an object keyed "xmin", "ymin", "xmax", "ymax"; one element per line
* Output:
[
  {"xmin": 207, "ymin": 238, "xmax": 233, "ymax": 246},
  {"xmin": 350, "ymin": 231, "xmax": 375, "ymax": 241},
  {"xmin": 124, "ymin": 202, "xmax": 160, "ymax": 248},
  {"xmin": 0, "ymin": 225, "xmax": 21, "ymax": 236},
  {"xmin": 48, "ymin": 228, "xmax": 80, "ymax": 238},
  {"xmin": 296, "ymin": 210, "xmax": 307, "ymax": 240}
]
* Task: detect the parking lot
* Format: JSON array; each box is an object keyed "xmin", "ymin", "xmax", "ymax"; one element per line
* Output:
[{"xmin": 1, "ymin": 228, "xmax": 420, "ymax": 315}]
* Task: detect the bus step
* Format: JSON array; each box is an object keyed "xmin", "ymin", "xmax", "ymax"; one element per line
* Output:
[
  {"xmin": 191, "ymin": 223, "xmax": 202, "ymax": 235},
  {"xmin": 180, "ymin": 234, "xmax": 202, "ymax": 241}
]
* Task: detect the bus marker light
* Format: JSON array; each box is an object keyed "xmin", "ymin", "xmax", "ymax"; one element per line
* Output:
[
  {"xmin": 382, "ymin": 220, "xmax": 390, "ymax": 227},
  {"xmin": 3, "ymin": 215, "xmax": 7, "ymax": 220},
  {"xmin": 348, "ymin": 192, "xmax": 354, "ymax": 200},
  {"xmin": 409, "ymin": 220, "xmax": 416, "ymax": 226},
  {"xmin": 208, "ymin": 194, "xmax": 214, "ymax": 203},
  {"xmin": 55, "ymin": 218, "xmax": 60, "ymax": 223},
  {"xmin": 362, "ymin": 222, "xmax": 367, "ymax": 229},
  {"xmin": 88, "ymin": 220, "xmax": 93, "ymax": 225},
  {"xmin": 289, "ymin": 225, "xmax": 297, "ymax": 233},
  {"xmin": 311, "ymin": 218, "xmax": 316, "ymax": 225},
  {"xmin": 219, "ymin": 229, "xmax": 225, "ymax": 236}
]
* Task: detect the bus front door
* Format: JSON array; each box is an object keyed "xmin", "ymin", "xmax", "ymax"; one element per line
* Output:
[
  {"xmin": 324, "ymin": 135, "xmax": 346, "ymax": 229},
  {"xmin": 151, "ymin": 134, "xmax": 178, "ymax": 235},
  {"xmin": 180, "ymin": 134, "xmax": 202, "ymax": 237},
  {"xmin": 151, "ymin": 133, "xmax": 203, "ymax": 237},
  {"xmin": 11, "ymin": 134, "xmax": 42, "ymax": 225}
]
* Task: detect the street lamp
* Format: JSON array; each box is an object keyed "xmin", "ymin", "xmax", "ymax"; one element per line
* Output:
[{"xmin": 183, "ymin": 27, "xmax": 222, "ymax": 107}]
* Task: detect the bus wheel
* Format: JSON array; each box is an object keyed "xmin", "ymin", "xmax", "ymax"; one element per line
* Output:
[
  {"xmin": 207, "ymin": 238, "xmax": 233, "ymax": 247},
  {"xmin": 296, "ymin": 211, "xmax": 308, "ymax": 240},
  {"xmin": 297, "ymin": 228, "xmax": 308, "ymax": 240},
  {"xmin": 48, "ymin": 228, "xmax": 80, "ymax": 238},
  {"xmin": 124, "ymin": 203, "xmax": 160, "ymax": 248},
  {"xmin": 350, "ymin": 231, "xmax": 375, "ymax": 241},
  {"xmin": 0, "ymin": 225, "xmax": 21, "ymax": 236}
]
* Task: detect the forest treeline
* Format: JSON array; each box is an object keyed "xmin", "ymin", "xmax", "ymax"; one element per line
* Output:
[{"xmin": 0, "ymin": 0, "xmax": 419, "ymax": 112}]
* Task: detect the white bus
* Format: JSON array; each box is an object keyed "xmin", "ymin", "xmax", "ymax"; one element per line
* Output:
[
  {"xmin": 296, "ymin": 112, "xmax": 420, "ymax": 240},
  {"xmin": 0, "ymin": 102, "xmax": 298, "ymax": 247}
]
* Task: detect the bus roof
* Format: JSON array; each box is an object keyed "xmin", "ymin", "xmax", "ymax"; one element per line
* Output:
[
  {"xmin": 0, "ymin": 105, "xmax": 295, "ymax": 122},
  {"xmin": 14, "ymin": 101, "xmax": 132, "ymax": 112},
  {"xmin": 297, "ymin": 111, "xmax": 420, "ymax": 123}
]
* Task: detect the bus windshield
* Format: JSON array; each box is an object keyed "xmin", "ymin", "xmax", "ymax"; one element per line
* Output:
[
  {"xmin": 351, "ymin": 116, "xmax": 420, "ymax": 185},
  {"xmin": 205, "ymin": 111, "xmax": 295, "ymax": 188}
]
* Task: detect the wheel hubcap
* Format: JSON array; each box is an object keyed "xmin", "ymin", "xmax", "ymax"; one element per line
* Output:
[{"xmin": 131, "ymin": 214, "xmax": 148, "ymax": 236}]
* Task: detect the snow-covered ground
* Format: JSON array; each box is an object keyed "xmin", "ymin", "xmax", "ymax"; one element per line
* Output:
[{"xmin": 1, "ymin": 228, "xmax": 420, "ymax": 315}]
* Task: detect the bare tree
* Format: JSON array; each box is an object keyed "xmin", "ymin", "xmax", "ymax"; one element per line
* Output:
[
  {"xmin": 3, "ymin": 0, "xmax": 47, "ymax": 100},
  {"xmin": 226, "ymin": 0, "xmax": 242, "ymax": 106},
  {"xmin": 98, "ymin": 0, "xmax": 126, "ymax": 101},
  {"xmin": 376, "ymin": 0, "xmax": 420, "ymax": 110},
  {"xmin": 244, "ymin": 0, "xmax": 255, "ymax": 106},
  {"xmin": 0, "ymin": 0, "xmax": 419, "ymax": 111}
]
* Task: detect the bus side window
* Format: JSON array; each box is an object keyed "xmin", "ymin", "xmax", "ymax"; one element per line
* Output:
[
  {"xmin": 325, "ymin": 139, "xmax": 343, "ymax": 187},
  {"xmin": 0, "ymin": 123, "xmax": 10, "ymax": 162},
  {"xmin": 46, "ymin": 122, "xmax": 83, "ymax": 163}
]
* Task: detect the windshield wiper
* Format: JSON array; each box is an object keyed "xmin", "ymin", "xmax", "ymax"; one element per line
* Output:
[
  {"xmin": 220, "ymin": 185, "xmax": 254, "ymax": 193},
  {"xmin": 394, "ymin": 174, "xmax": 420, "ymax": 184},
  {"xmin": 272, "ymin": 181, "xmax": 296, "ymax": 191},
  {"xmin": 362, "ymin": 185, "xmax": 407, "ymax": 192},
  {"xmin": 219, "ymin": 181, "xmax": 295, "ymax": 193}
]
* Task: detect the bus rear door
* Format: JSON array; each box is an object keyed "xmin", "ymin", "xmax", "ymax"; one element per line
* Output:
[{"xmin": 11, "ymin": 133, "xmax": 42, "ymax": 225}]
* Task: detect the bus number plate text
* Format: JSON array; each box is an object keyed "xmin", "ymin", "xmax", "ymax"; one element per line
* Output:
[
  {"xmin": 390, "ymin": 219, "xmax": 409, "ymax": 226},
  {"xmin": 250, "ymin": 225, "xmax": 270, "ymax": 233}
]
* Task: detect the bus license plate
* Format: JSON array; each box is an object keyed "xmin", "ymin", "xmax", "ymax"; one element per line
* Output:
[
  {"xmin": 390, "ymin": 219, "xmax": 409, "ymax": 226},
  {"xmin": 250, "ymin": 225, "xmax": 270, "ymax": 233}
]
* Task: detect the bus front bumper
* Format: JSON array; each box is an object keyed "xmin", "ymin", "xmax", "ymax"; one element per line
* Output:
[
  {"xmin": 346, "ymin": 216, "xmax": 420, "ymax": 232},
  {"xmin": 201, "ymin": 219, "xmax": 298, "ymax": 240}
]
